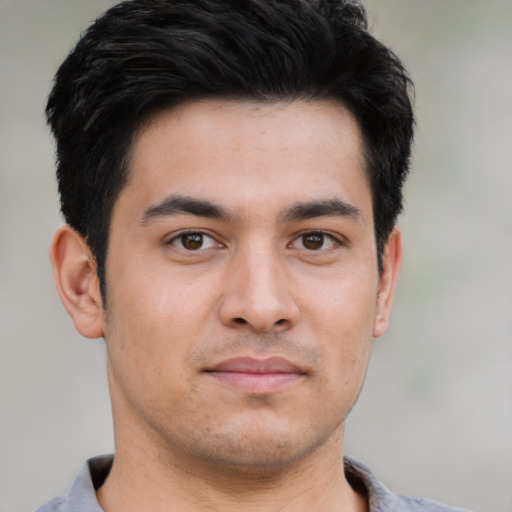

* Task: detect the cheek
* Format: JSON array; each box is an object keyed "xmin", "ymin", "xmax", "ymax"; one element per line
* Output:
[
  {"xmin": 103, "ymin": 263, "xmax": 221, "ymax": 382},
  {"xmin": 306, "ymin": 272, "xmax": 376, "ymax": 381},
  {"xmin": 108, "ymin": 252, "xmax": 216, "ymax": 330},
  {"xmin": 307, "ymin": 269, "xmax": 378, "ymax": 337}
]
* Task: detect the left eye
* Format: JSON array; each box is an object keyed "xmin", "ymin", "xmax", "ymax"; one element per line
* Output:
[
  {"xmin": 168, "ymin": 232, "xmax": 218, "ymax": 251},
  {"xmin": 291, "ymin": 232, "xmax": 339, "ymax": 251}
]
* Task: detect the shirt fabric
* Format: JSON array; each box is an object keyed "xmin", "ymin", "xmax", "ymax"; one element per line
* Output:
[{"xmin": 35, "ymin": 455, "xmax": 471, "ymax": 512}]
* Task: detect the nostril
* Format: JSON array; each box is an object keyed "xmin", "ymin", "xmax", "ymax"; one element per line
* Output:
[
  {"xmin": 234, "ymin": 318, "xmax": 247, "ymax": 324},
  {"xmin": 275, "ymin": 319, "xmax": 286, "ymax": 325}
]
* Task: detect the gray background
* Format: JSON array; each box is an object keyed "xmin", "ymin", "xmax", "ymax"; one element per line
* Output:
[{"xmin": 1, "ymin": 1, "xmax": 511, "ymax": 511}]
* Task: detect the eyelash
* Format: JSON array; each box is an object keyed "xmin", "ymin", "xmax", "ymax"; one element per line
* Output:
[
  {"xmin": 165, "ymin": 230, "xmax": 343, "ymax": 252},
  {"xmin": 289, "ymin": 231, "xmax": 343, "ymax": 252},
  {"xmin": 166, "ymin": 230, "xmax": 221, "ymax": 251}
]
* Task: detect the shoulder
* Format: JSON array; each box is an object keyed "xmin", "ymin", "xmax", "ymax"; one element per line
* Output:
[
  {"xmin": 34, "ymin": 455, "xmax": 113, "ymax": 512},
  {"xmin": 391, "ymin": 493, "xmax": 472, "ymax": 511},
  {"xmin": 344, "ymin": 457, "xmax": 472, "ymax": 512},
  {"xmin": 34, "ymin": 495, "xmax": 68, "ymax": 512}
]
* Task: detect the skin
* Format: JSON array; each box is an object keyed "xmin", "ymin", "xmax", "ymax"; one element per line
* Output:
[{"xmin": 50, "ymin": 99, "xmax": 402, "ymax": 511}]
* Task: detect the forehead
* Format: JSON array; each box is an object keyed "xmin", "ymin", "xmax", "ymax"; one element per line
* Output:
[
  {"xmin": 136, "ymin": 98, "xmax": 364, "ymax": 160},
  {"xmin": 120, "ymin": 99, "xmax": 371, "ymax": 223}
]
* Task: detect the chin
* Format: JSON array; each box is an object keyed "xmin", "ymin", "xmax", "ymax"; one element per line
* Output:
[{"xmin": 178, "ymin": 413, "xmax": 340, "ymax": 476}]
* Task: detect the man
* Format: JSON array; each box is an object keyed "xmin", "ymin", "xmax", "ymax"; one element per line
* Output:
[{"xmin": 38, "ymin": 0, "xmax": 469, "ymax": 511}]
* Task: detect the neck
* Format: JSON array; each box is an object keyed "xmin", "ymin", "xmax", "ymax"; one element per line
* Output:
[{"xmin": 97, "ymin": 425, "xmax": 367, "ymax": 512}]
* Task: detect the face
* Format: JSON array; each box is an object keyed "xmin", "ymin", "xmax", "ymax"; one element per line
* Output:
[{"xmin": 98, "ymin": 99, "xmax": 399, "ymax": 472}]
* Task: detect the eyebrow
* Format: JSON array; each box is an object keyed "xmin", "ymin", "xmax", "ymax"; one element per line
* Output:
[
  {"xmin": 141, "ymin": 195, "xmax": 362, "ymax": 226},
  {"xmin": 141, "ymin": 195, "xmax": 231, "ymax": 224},
  {"xmin": 281, "ymin": 198, "xmax": 362, "ymax": 223}
]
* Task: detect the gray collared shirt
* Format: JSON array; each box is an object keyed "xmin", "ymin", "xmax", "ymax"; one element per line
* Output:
[{"xmin": 35, "ymin": 455, "xmax": 471, "ymax": 511}]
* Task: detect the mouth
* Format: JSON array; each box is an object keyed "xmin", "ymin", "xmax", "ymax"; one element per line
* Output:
[{"xmin": 205, "ymin": 356, "xmax": 307, "ymax": 394}]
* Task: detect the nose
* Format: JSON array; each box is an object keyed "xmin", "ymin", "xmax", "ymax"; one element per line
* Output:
[{"xmin": 218, "ymin": 245, "xmax": 300, "ymax": 333}]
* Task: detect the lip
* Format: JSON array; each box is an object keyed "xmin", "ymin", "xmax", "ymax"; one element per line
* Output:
[{"xmin": 205, "ymin": 356, "xmax": 306, "ymax": 394}]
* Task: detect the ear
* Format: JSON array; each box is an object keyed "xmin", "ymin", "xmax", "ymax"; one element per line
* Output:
[
  {"xmin": 373, "ymin": 226, "xmax": 402, "ymax": 338},
  {"xmin": 49, "ymin": 225, "xmax": 105, "ymax": 339}
]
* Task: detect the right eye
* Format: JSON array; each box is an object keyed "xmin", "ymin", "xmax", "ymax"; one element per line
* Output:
[{"xmin": 167, "ymin": 232, "xmax": 219, "ymax": 251}]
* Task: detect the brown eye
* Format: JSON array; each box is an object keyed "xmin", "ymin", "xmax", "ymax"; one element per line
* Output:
[
  {"xmin": 290, "ymin": 231, "xmax": 339, "ymax": 252},
  {"xmin": 167, "ymin": 231, "xmax": 221, "ymax": 252},
  {"xmin": 168, "ymin": 232, "xmax": 219, "ymax": 251},
  {"xmin": 180, "ymin": 233, "xmax": 204, "ymax": 250},
  {"xmin": 302, "ymin": 232, "xmax": 325, "ymax": 250}
]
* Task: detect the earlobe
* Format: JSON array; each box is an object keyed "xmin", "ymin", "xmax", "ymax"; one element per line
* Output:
[
  {"xmin": 373, "ymin": 226, "xmax": 403, "ymax": 338},
  {"xmin": 49, "ymin": 225, "xmax": 105, "ymax": 339}
]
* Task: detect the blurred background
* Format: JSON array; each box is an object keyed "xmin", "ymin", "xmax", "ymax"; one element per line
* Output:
[{"xmin": 0, "ymin": 1, "xmax": 510, "ymax": 511}]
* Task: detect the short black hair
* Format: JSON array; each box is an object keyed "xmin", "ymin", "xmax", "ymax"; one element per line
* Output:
[{"xmin": 46, "ymin": 0, "xmax": 414, "ymax": 298}]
